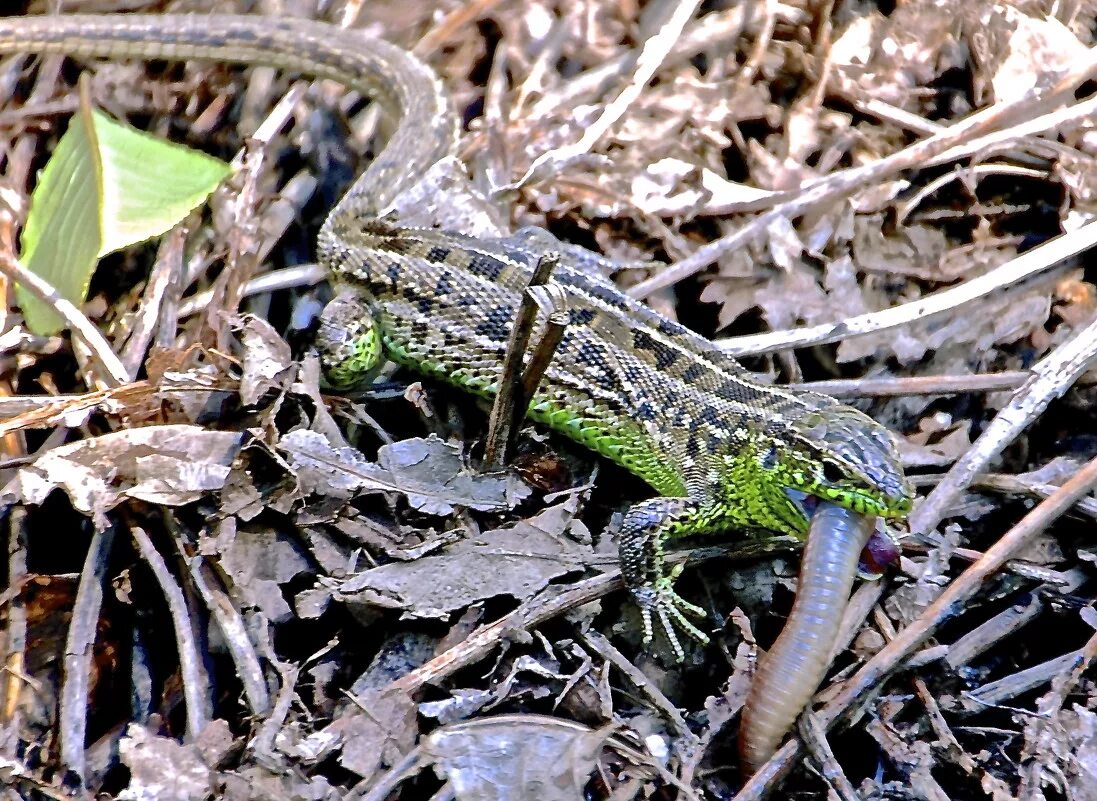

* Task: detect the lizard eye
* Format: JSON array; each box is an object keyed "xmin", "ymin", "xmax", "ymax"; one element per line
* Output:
[{"xmin": 822, "ymin": 461, "xmax": 845, "ymax": 484}]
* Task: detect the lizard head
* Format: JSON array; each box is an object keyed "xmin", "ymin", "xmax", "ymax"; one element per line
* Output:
[{"xmin": 764, "ymin": 406, "xmax": 913, "ymax": 521}]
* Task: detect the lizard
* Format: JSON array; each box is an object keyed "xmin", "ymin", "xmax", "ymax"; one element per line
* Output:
[{"xmin": 0, "ymin": 9, "xmax": 913, "ymax": 771}]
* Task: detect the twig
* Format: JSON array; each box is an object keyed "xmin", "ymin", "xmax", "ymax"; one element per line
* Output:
[
  {"xmin": 583, "ymin": 630, "xmax": 696, "ymax": 743},
  {"xmin": 482, "ymin": 251, "xmax": 562, "ymax": 469},
  {"xmin": 922, "ymin": 92, "xmax": 1097, "ymax": 171},
  {"xmin": 413, "ymin": 0, "xmax": 507, "ymax": 57},
  {"xmin": 177, "ymin": 263, "xmax": 325, "ymax": 319},
  {"xmin": 0, "ymin": 249, "xmax": 129, "ymax": 386},
  {"xmin": 791, "ymin": 369, "xmax": 1097, "ymax": 398},
  {"xmin": 827, "ymin": 72, "xmax": 943, "ymax": 136},
  {"xmin": 187, "ymin": 554, "xmax": 272, "ymax": 717},
  {"xmin": 733, "ymin": 453, "xmax": 1097, "ymax": 799},
  {"xmin": 716, "ymin": 218, "xmax": 1097, "ymax": 357},
  {"xmin": 896, "ymin": 163, "xmax": 1049, "ymax": 224},
  {"xmin": 388, "ymin": 572, "xmax": 619, "ymax": 695},
  {"xmin": 974, "ymin": 474, "xmax": 1097, "ymax": 519},
  {"xmin": 386, "ymin": 538, "xmax": 801, "ymax": 696},
  {"xmin": 913, "ymin": 677, "xmax": 978, "ymax": 778},
  {"xmin": 130, "ymin": 524, "xmax": 212, "ymax": 740},
  {"xmin": 510, "ymin": 0, "xmax": 703, "ymax": 190},
  {"xmin": 1017, "ymin": 627, "xmax": 1097, "ymax": 797},
  {"xmin": 248, "ymin": 659, "xmax": 299, "ymax": 760},
  {"xmin": 1, "ymin": 508, "xmax": 29, "ymax": 723},
  {"xmin": 961, "ymin": 649, "xmax": 1084, "ymax": 711},
  {"xmin": 914, "ymin": 311, "xmax": 1097, "ymax": 528},
  {"xmin": 527, "ymin": 5, "xmax": 806, "ymax": 121},
  {"xmin": 119, "ymin": 227, "xmax": 185, "ymax": 377},
  {"xmin": 629, "ymin": 49, "xmax": 1097, "ymax": 300},
  {"xmin": 518, "ymin": 285, "xmax": 569, "ymax": 401},
  {"xmin": 733, "ymin": 0, "xmax": 776, "ymax": 92},
  {"xmin": 60, "ymin": 523, "xmax": 117, "ymax": 789},
  {"xmin": 797, "ymin": 713, "xmax": 859, "ymax": 801},
  {"xmin": 949, "ymin": 570, "xmax": 1084, "ymax": 670}
]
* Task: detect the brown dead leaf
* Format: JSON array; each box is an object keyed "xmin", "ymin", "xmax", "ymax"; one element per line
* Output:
[
  {"xmin": 237, "ymin": 315, "xmax": 294, "ymax": 406},
  {"xmin": 280, "ymin": 431, "xmax": 529, "ymax": 513},
  {"xmin": 11, "ymin": 425, "xmax": 243, "ymax": 528},
  {"xmin": 983, "ymin": 7, "xmax": 1089, "ymax": 104},
  {"xmin": 853, "ymin": 216, "xmax": 950, "ymax": 281},
  {"xmin": 218, "ymin": 527, "xmax": 313, "ymax": 624},
  {"xmin": 116, "ymin": 724, "xmax": 215, "ymax": 801},
  {"xmin": 336, "ymin": 503, "xmax": 593, "ymax": 618},
  {"xmin": 328, "ymin": 688, "xmax": 418, "ymax": 781},
  {"xmin": 423, "ymin": 715, "xmax": 610, "ymax": 801}
]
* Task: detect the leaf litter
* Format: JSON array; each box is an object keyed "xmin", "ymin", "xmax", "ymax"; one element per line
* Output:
[{"xmin": 3, "ymin": 1, "xmax": 1097, "ymax": 799}]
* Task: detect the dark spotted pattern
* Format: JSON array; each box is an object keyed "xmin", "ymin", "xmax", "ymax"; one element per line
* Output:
[
  {"xmin": 321, "ymin": 218, "xmax": 910, "ymax": 689},
  {"xmin": 658, "ymin": 318, "xmax": 688, "ymax": 337},
  {"xmin": 385, "ymin": 261, "xmax": 402, "ymax": 285},
  {"xmin": 575, "ymin": 340, "xmax": 621, "ymax": 392},
  {"xmin": 682, "ymin": 363, "xmax": 706, "ymax": 382},
  {"xmin": 569, "ymin": 307, "xmax": 597, "ymax": 325},
  {"xmin": 435, "ymin": 271, "xmax": 456, "ymax": 297},
  {"xmin": 0, "ymin": 16, "xmax": 914, "ymax": 760},
  {"xmin": 632, "ymin": 329, "xmax": 680, "ymax": 369},
  {"xmin": 466, "ymin": 252, "xmax": 506, "ymax": 281},
  {"xmin": 475, "ymin": 305, "xmax": 513, "ymax": 341}
]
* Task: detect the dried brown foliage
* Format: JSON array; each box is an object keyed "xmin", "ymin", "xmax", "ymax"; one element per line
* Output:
[{"xmin": 2, "ymin": 1, "xmax": 1097, "ymax": 799}]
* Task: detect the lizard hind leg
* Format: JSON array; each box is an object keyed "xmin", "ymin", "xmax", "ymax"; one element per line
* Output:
[
  {"xmin": 316, "ymin": 290, "xmax": 384, "ymax": 389},
  {"xmin": 619, "ymin": 497, "xmax": 712, "ymax": 661}
]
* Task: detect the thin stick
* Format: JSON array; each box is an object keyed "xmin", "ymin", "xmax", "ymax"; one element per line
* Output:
[
  {"xmin": 518, "ymin": 285, "xmax": 569, "ymax": 402},
  {"xmin": 482, "ymin": 252, "xmax": 561, "ymax": 469},
  {"xmin": 131, "ymin": 524, "xmax": 212, "ymax": 740},
  {"xmin": 716, "ymin": 219, "xmax": 1097, "ymax": 357},
  {"xmin": 628, "ymin": 50, "xmax": 1097, "ymax": 300},
  {"xmin": 177, "ymin": 264, "xmax": 326, "ymax": 318},
  {"xmin": 914, "ymin": 311, "xmax": 1097, "ymax": 528},
  {"xmin": 386, "ymin": 538, "xmax": 800, "ymax": 696},
  {"xmin": 734, "ymin": 454, "xmax": 1097, "ymax": 798},
  {"xmin": 790, "ymin": 369, "xmax": 1097, "ymax": 398},
  {"xmin": 511, "ymin": 0, "xmax": 703, "ymax": 189},
  {"xmin": 0, "ymin": 249, "xmax": 129, "ymax": 386},
  {"xmin": 60, "ymin": 524, "xmax": 116, "ymax": 787}
]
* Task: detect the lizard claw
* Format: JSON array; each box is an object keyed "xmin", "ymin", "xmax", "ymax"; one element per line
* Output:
[{"xmin": 633, "ymin": 565, "xmax": 709, "ymax": 661}]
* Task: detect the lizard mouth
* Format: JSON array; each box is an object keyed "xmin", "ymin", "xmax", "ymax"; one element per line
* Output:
[
  {"xmin": 783, "ymin": 488, "xmax": 819, "ymax": 519},
  {"xmin": 783, "ymin": 488, "xmax": 899, "ymax": 576}
]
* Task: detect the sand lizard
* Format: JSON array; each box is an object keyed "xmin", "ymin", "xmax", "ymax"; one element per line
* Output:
[{"xmin": 0, "ymin": 10, "xmax": 914, "ymax": 772}]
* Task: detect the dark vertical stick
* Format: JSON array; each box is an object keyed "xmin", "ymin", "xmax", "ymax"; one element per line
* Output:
[
  {"xmin": 482, "ymin": 252, "xmax": 565, "ymax": 469},
  {"xmin": 61, "ymin": 522, "xmax": 117, "ymax": 789}
]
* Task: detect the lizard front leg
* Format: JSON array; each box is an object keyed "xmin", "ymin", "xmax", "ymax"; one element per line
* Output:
[{"xmin": 618, "ymin": 497, "xmax": 713, "ymax": 661}]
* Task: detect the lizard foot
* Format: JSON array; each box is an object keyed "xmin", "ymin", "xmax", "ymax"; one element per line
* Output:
[{"xmin": 633, "ymin": 564, "xmax": 709, "ymax": 661}]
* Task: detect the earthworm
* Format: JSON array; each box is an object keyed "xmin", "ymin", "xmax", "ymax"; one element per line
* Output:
[{"xmin": 739, "ymin": 503, "xmax": 877, "ymax": 776}]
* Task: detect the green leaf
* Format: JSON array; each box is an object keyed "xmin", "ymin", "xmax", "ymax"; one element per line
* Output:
[{"xmin": 18, "ymin": 83, "xmax": 231, "ymax": 334}]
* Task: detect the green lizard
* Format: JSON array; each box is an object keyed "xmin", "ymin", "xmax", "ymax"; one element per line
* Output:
[
  {"xmin": 0, "ymin": 13, "xmax": 913, "ymax": 662},
  {"xmin": 315, "ymin": 221, "xmax": 913, "ymax": 656}
]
